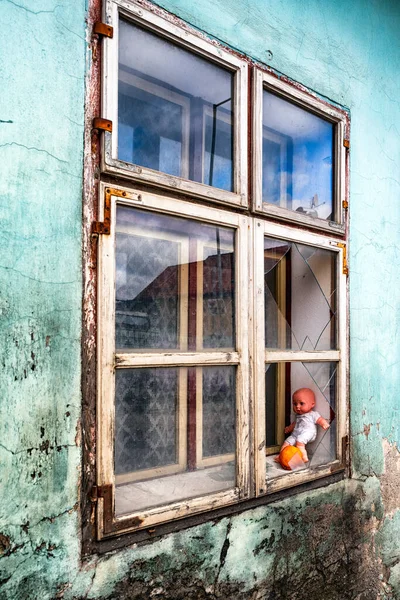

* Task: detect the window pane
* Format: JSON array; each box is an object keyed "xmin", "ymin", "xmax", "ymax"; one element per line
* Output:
[
  {"xmin": 265, "ymin": 361, "xmax": 337, "ymax": 477},
  {"xmin": 264, "ymin": 237, "xmax": 337, "ymax": 350},
  {"xmin": 202, "ymin": 367, "xmax": 236, "ymax": 458},
  {"xmin": 115, "ymin": 366, "xmax": 236, "ymax": 516},
  {"xmin": 115, "ymin": 368, "xmax": 178, "ymax": 475},
  {"xmin": 118, "ymin": 19, "xmax": 234, "ymax": 191},
  {"xmin": 115, "ymin": 206, "xmax": 236, "ymax": 351},
  {"xmin": 262, "ymin": 90, "xmax": 334, "ymax": 221}
]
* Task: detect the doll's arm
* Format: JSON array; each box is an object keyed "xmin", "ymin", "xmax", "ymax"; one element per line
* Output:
[
  {"xmin": 284, "ymin": 422, "xmax": 295, "ymax": 434},
  {"xmin": 316, "ymin": 416, "xmax": 330, "ymax": 430}
]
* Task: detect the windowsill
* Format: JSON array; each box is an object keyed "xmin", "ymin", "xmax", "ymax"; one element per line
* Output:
[
  {"xmin": 266, "ymin": 449, "xmax": 336, "ymax": 481},
  {"xmin": 115, "ymin": 462, "xmax": 236, "ymax": 516},
  {"xmin": 266, "ymin": 454, "xmax": 308, "ymax": 479}
]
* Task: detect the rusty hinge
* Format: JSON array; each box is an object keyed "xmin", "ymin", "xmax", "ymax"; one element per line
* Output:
[
  {"xmin": 343, "ymin": 139, "xmax": 350, "ymax": 149},
  {"xmin": 92, "ymin": 187, "xmax": 141, "ymax": 236},
  {"xmin": 342, "ymin": 199, "xmax": 349, "ymax": 210},
  {"xmin": 93, "ymin": 118, "xmax": 113, "ymax": 133},
  {"xmin": 92, "ymin": 188, "xmax": 111, "ymax": 235},
  {"xmin": 336, "ymin": 242, "xmax": 349, "ymax": 276},
  {"xmin": 90, "ymin": 484, "xmax": 112, "ymax": 501},
  {"xmin": 91, "ymin": 484, "xmax": 113, "ymax": 532},
  {"xmin": 93, "ymin": 22, "xmax": 114, "ymax": 38}
]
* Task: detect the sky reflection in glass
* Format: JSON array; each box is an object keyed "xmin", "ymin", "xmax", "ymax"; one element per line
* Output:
[
  {"xmin": 262, "ymin": 90, "xmax": 334, "ymax": 221},
  {"xmin": 118, "ymin": 19, "xmax": 234, "ymax": 191}
]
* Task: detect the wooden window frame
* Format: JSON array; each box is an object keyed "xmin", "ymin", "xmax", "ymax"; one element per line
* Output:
[
  {"xmin": 253, "ymin": 69, "xmax": 348, "ymax": 234},
  {"xmin": 253, "ymin": 220, "xmax": 348, "ymax": 496},
  {"xmin": 101, "ymin": 0, "xmax": 248, "ymax": 208},
  {"xmin": 87, "ymin": 1, "xmax": 349, "ymax": 546},
  {"xmin": 95, "ymin": 184, "xmax": 348, "ymax": 540},
  {"xmin": 96, "ymin": 183, "xmax": 250, "ymax": 539}
]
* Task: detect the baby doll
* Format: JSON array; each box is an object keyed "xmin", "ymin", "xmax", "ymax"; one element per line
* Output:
[{"xmin": 277, "ymin": 387, "xmax": 330, "ymax": 463}]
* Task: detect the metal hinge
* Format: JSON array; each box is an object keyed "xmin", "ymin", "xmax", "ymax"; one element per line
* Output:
[
  {"xmin": 92, "ymin": 118, "xmax": 113, "ymax": 133},
  {"xmin": 92, "ymin": 188, "xmax": 111, "ymax": 235},
  {"xmin": 336, "ymin": 242, "xmax": 349, "ymax": 276},
  {"xmin": 91, "ymin": 484, "xmax": 113, "ymax": 502},
  {"xmin": 343, "ymin": 139, "xmax": 350, "ymax": 149},
  {"xmin": 92, "ymin": 484, "xmax": 113, "ymax": 532},
  {"xmin": 342, "ymin": 199, "xmax": 349, "ymax": 210},
  {"xmin": 93, "ymin": 22, "xmax": 114, "ymax": 38},
  {"xmin": 92, "ymin": 187, "xmax": 141, "ymax": 236}
]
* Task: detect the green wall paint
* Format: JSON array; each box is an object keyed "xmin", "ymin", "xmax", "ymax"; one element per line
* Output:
[
  {"xmin": 1, "ymin": 0, "xmax": 399, "ymax": 598},
  {"xmin": 0, "ymin": 0, "xmax": 85, "ymax": 597}
]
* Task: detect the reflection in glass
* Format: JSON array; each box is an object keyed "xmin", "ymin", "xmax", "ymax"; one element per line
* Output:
[
  {"xmin": 265, "ymin": 363, "xmax": 286, "ymax": 453},
  {"xmin": 202, "ymin": 367, "xmax": 236, "ymax": 458},
  {"xmin": 115, "ymin": 205, "xmax": 235, "ymax": 351},
  {"xmin": 115, "ymin": 368, "xmax": 178, "ymax": 475},
  {"xmin": 262, "ymin": 89, "xmax": 334, "ymax": 220},
  {"xmin": 264, "ymin": 237, "xmax": 337, "ymax": 351},
  {"xmin": 115, "ymin": 366, "xmax": 236, "ymax": 516},
  {"xmin": 265, "ymin": 361, "xmax": 337, "ymax": 476},
  {"xmin": 118, "ymin": 19, "xmax": 234, "ymax": 191},
  {"xmin": 119, "ymin": 84, "xmax": 184, "ymax": 177}
]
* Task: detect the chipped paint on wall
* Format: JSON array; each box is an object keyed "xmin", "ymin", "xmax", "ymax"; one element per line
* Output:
[{"xmin": 1, "ymin": 0, "xmax": 399, "ymax": 598}]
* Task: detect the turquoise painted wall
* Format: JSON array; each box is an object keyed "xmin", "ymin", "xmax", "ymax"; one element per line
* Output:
[
  {"xmin": 1, "ymin": 0, "xmax": 399, "ymax": 598},
  {"xmin": 0, "ymin": 0, "xmax": 86, "ymax": 596}
]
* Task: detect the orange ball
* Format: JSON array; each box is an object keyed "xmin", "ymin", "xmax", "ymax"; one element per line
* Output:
[{"xmin": 279, "ymin": 445, "xmax": 304, "ymax": 470}]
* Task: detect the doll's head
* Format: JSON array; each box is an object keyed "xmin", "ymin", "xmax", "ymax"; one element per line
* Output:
[{"xmin": 292, "ymin": 388, "xmax": 315, "ymax": 415}]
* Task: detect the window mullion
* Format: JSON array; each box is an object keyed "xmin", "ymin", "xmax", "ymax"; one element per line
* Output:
[
  {"xmin": 114, "ymin": 351, "xmax": 241, "ymax": 368},
  {"xmin": 265, "ymin": 350, "xmax": 340, "ymax": 362}
]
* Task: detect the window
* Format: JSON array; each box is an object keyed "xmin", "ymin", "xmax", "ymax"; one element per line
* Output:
[
  {"xmin": 253, "ymin": 221, "xmax": 347, "ymax": 495},
  {"xmin": 92, "ymin": 0, "xmax": 349, "ymax": 540},
  {"xmin": 253, "ymin": 70, "xmax": 347, "ymax": 233},
  {"xmin": 97, "ymin": 186, "xmax": 250, "ymax": 534},
  {"xmin": 102, "ymin": 0, "xmax": 248, "ymax": 207}
]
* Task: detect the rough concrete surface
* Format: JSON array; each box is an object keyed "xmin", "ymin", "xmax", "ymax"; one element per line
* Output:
[{"xmin": 1, "ymin": 0, "xmax": 399, "ymax": 598}]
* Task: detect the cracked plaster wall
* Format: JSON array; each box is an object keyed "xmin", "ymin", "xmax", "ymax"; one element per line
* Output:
[{"xmin": 1, "ymin": 0, "xmax": 399, "ymax": 599}]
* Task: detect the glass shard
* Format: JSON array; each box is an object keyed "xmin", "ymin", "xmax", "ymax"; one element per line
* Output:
[{"xmin": 264, "ymin": 237, "xmax": 337, "ymax": 351}]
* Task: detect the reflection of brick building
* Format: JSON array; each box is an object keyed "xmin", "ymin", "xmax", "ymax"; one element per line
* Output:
[{"xmin": 116, "ymin": 253, "xmax": 235, "ymax": 349}]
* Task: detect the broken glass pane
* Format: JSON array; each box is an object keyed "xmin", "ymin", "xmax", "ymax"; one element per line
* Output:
[
  {"xmin": 262, "ymin": 89, "xmax": 334, "ymax": 221},
  {"xmin": 264, "ymin": 237, "xmax": 337, "ymax": 350},
  {"xmin": 265, "ymin": 361, "xmax": 337, "ymax": 478}
]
